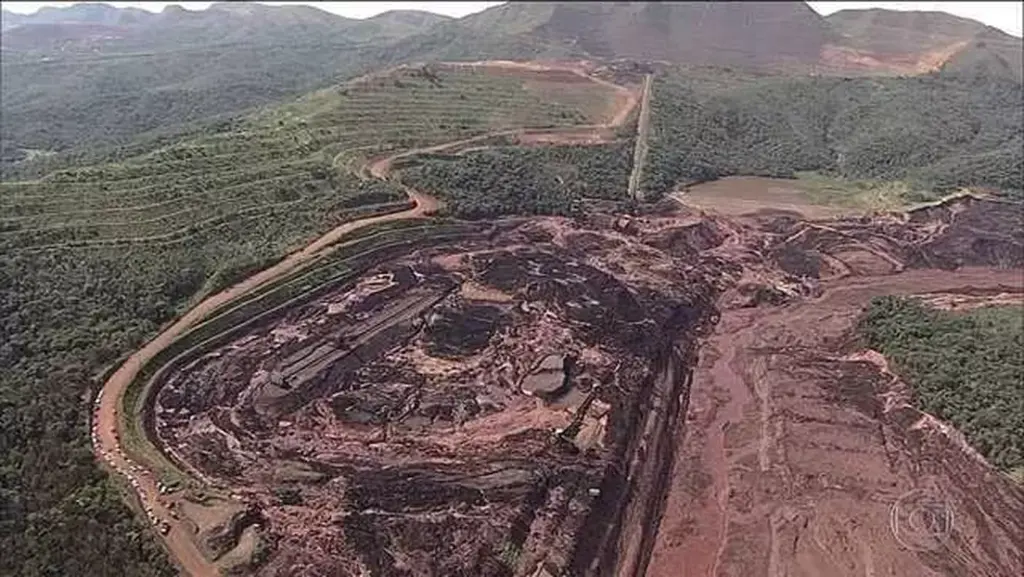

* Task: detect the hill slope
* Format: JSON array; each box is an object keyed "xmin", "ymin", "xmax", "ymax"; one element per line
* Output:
[
  {"xmin": 0, "ymin": 3, "xmax": 448, "ymax": 163},
  {"xmin": 4, "ymin": 1, "xmax": 1021, "ymax": 169},
  {"xmin": 0, "ymin": 61, "xmax": 627, "ymax": 576},
  {"xmin": 642, "ymin": 67, "xmax": 1023, "ymax": 198},
  {"xmin": 459, "ymin": 1, "xmax": 834, "ymax": 67},
  {"xmin": 827, "ymin": 8, "xmax": 992, "ymax": 53},
  {"xmin": 824, "ymin": 8, "xmax": 1023, "ymax": 79}
]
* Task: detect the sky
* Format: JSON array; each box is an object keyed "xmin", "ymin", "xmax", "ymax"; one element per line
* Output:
[{"xmin": 2, "ymin": 1, "xmax": 1021, "ymax": 37}]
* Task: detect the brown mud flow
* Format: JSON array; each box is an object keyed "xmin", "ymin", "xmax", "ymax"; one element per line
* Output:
[
  {"xmin": 144, "ymin": 191, "xmax": 1022, "ymax": 576},
  {"xmin": 151, "ymin": 215, "xmax": 721, "ymax": 576},
  {"xmin": 645, "ymin": 195, "xmax": 1024, "ymax": 577}
]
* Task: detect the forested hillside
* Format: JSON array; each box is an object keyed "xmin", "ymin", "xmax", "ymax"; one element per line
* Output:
[
  {"xmin": 859, "ymin": 298, "xmax": 1023, "ymax": 477},
  {"xmin": 4, "ymin": 1, "xmax": 1021, "ymax": 170},
  {"xmin": 397, "ymin": 141, "xmax": 634, "ymax": 218},
  {"xmin": 642, "ymin": 67, "xmax": 1023, "ymax": 199}
]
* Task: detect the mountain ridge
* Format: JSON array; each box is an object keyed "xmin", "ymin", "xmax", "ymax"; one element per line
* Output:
[
  {"xmin": 4, "ymin": 2, "xmax": 1019, "ymax": 71},
  {"xmin": 2, "ymin": 1, "xmax": 1020, "ymax": 162}
]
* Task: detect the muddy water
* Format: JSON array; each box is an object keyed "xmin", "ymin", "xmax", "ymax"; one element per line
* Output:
[
  {"xmin": 645, "ymin": 267, "xmax": 1024, "ymax": 577},
  {"xmin": 679, "ymin": 177, "xmax": 850, "ymax": 219}
]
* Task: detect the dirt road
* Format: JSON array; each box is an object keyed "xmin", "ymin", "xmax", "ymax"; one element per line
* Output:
[
  {"xmin": 92, "ymin": 60, "xmax": 639, "ymax": 576},
  {"xmin": 646, "ymin": 268, "xmax": 1024, "ymax": 577},
  {"xmin": 627, "ymin": 73, "xmax": 653, "ymax": 201},
  {"xmin": 93, "ymin": 135, "xmax": 447, "ymax": 577}
]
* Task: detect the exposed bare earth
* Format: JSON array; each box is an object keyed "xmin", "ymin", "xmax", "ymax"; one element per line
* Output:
[
  {"xmin": 674, "ymin": 177, "xmax": 855, "ymax": 220},
  {"xmin": 819, "ymin": 41, "xmax": 970, "ymax": 75},
  {"xmin": 153, "ymin": 215, "xmax": 717, "ymax": 575},
  {"xmin": 647, "ymin": 268, "xmax": 1024, "ymax": 577},
  {"xmin": 644, "ymin": 195, "xmax": 1024, "ymax": 577},
  {"xmin": 93, "ymin": 183, "xmax": 437, "ymax": 577}
]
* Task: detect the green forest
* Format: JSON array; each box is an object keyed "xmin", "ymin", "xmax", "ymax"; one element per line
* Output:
[
  {"xmin": 859, "ymin": 297, "xmax": 1023, "ymax": 477},
  {"xmin": 397, "ymin": 141, "xmax": 633, "ymax": 219},
  {"xmin": 642, "ymin": 68, "xmax": 1024, "ymax": 200},
  {"xmin": 0, "ymin": 5, "xmax": 575, "ymax": 171}
]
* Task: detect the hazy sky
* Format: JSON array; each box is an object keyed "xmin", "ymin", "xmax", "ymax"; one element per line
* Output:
[{"xmin": 3, "ymin": 1, "xmax": 1022, "ymax": 36}]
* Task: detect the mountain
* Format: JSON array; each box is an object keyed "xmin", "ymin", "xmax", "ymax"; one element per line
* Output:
[
  {"xmin": 827, "ymin": 8, "xmax": 992, "ymax": 53},
  {"xmin": 457, "ymin": 1, "xmax": 834, "ymax": 67},
  {"xmin": 941, "ymin": 28, "xmax": 1024, "ymax": 82},
  {"xmin": 0, "ymin": 3, "xmax": 449, "ymax": 160},
  {"xmin": 1, "ymin": 3, "xmax": 358, "ymax": 52},
  {"xmin": 342, "ymin": 10, "xmax": 452, "ymax": 42},
  {"xmin": 1, "ymin": 2, "xmax": 151, "ymax": 30},
  {"xmin": 1, "ymin": 4, "xmax": 455, "ymax": 52},
  {"xmin": 824, "ymin": 8, "xmax": 1023, "ymax": 79},
  {"xmin": 447, "ymin": 2, "xmax": 1022, "ymax": 77}
]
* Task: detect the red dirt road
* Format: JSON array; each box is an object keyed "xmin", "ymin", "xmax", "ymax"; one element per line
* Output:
[{"xmin": 647, "ymin": 268, "xmax": 1024, "ymax": 577}]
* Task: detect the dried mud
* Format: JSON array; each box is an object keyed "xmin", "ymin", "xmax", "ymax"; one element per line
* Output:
[{"xmin": 149, "ymin": 194, "xmax": 1023, "ymax": 576}]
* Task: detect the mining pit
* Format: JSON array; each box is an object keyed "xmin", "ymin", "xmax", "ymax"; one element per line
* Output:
[{"xmin": 150, "ymin": 195, "xmax": 1023, "ymax": 576}]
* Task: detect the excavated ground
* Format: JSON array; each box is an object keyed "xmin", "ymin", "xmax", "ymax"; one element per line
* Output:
[{"xmin": 151, "ymin": 195, "xmax": 1023, "ymax": 576}]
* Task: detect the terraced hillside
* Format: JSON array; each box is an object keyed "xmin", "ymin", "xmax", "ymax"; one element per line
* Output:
[
  {"xmin": 3, "ymin": 65, "xmax": 614, "ymax": 246},
  {"xmin": 0, "ymin": 62, "xmax": 630, "ymax": 577},
  {"xmin": 0, "ymin": 3, "xmax": 456, "ymax": 163}
]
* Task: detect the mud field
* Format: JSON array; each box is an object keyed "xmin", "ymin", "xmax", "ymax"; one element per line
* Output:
[{"xmin": 150, "ymin": 195, "xmax": 1023, "ymax": 576}]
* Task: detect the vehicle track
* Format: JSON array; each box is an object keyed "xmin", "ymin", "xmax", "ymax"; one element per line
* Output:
[{"xmin": 91, "ymin": 60, "xmax": 640, "ymax": 576}]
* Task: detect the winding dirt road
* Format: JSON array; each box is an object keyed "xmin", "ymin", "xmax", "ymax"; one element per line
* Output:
[{"xmin": 91, "ymin": 61, "xmax": 640, "ymax": 576}]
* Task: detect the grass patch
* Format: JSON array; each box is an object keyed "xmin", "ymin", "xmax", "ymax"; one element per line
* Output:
[{"xmin": 794, "ymin": 172, "xmax": 940, "ymax": 211}]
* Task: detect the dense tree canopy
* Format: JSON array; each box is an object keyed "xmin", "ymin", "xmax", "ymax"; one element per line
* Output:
[
  {"xmin": 859, "ymin": 297, "xmax": 1024, "ymax": 474},
  {"xmin": 642, "ymin": 68, "xmax": 1023, "ymax": 199},
  {"xmin": 398, "ymin": 141, "xmax": 633, "ymax": 219}
]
